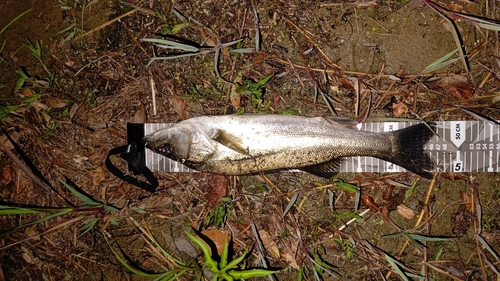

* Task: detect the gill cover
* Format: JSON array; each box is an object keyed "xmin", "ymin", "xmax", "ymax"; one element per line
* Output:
[{"xmin": 142, "ymin": 122, "xmax": 217, "ymax": 164}]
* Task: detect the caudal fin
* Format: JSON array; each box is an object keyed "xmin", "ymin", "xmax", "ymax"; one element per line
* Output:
[{"xmin": 387, "ymin": 123, "xmax": 435, "ymax": 179}]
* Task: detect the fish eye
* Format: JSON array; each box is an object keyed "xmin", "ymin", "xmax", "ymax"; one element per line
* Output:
[{"xmin": 159, "ymin": 144, "xmax": 171, "ymax": 155}]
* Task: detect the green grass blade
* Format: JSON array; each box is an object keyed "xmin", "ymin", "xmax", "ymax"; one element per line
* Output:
[
  {"xmin": 141, "ymin": 38, "xmax": 200, "ymax": 52},
  {"xmin": 0, "ymin": 9, "xmax": 32, "ymax": 36},
  {"xmin": 104, "ymin": 204, "xmax": 120, "ymax": 212},
  {"xmin": 448, "ymin": 11, "xmax": 500, "ymax": 31},
  {"xmin": 153, "ymin": 268, "xmax": 188, "ymax": 281},
  {"xmin": 283, "ymin": 192, "xmax": 298, "ymax": 218},
  {"xmin": 474, "ymin": 234, "xmax": 500, "ymax": 263},
  {"xmin": 146, "ymin": 51, "xmax": 211, "ymax": 66},
  {"xmin": 381, "ymin": 232, "xmax": 405, "ymax": 239},
  {"xmin": 220, "ymin": 235, "xmax": 230, "ymax": 269},
  {"xmin": 24, "ymin": 39, "xmax": 41, "ymax": 60},
  {"xmin": 0, "ymin": 207, "xmax": 41, "ymax": 215},
  {"xmin": 171, "ymin": 23, "xmax": 189, "ymax": 35},
  {"xmin": 406, "ymin": 234, "xmax": 449, "ymax": 242},
  {"xmin": 185, "ymin": 231, "xmax": 218, "ymax": 271},
  {"xmin": 424, "ymin": 0, "xmax": 471, "ymax": 75},
  {"xmin": 422, "ymin": 49, "xmax": 458, "ymax": 73},
  {"xmin": 78, "ymin": 218, "xmax": 99, "ymax": 237},
  {"xmin": 104, "ymin": 235, "xmax": 166, "ymax": 278},
  {"xmin": 228, "ymin": 268, "xmax": 279, "ymax": 279},
  {"xmin": 0, "ymin": 205, "xmax": 71, "ymax": 215},
  {"xmin": 225, "ymin": 250, "xmax": 248, "ymax": 270},
  {"xmin": 0, "ymin": 105, "xmax": 19, "ymax": 120},
  {"xmin": 334, "ymin": 180, "xmax": 359, "ymax": 193},
  {"xmin": 219, "ymin": 38, "xmax": 244, "ymax": 48},
  {"xmin": 59, "ymin": 178, "xmax": 102, "ymax": 206},
  {"xmin": 229, "ymin": 48, "xmax": 255, "ymax": 54},
  {"xmin": 384, "ymin": 254, "xmax": 410, "ymax": 281},
  {"xmin": 0, "ymin": 209, "xmax": 72, "ymax": 238}
]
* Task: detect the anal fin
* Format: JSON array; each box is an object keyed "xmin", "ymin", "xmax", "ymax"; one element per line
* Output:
[{"xmin": 300, "ymin": 158, "xmax": 344, "ymax": 178}]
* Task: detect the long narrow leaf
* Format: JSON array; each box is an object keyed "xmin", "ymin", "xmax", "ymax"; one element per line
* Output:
[
  {"xmin": 228, "ymin": 268, "xmax": 279, "ymax": 279},
  {"xmin": 474, "ymin": 234, "xmax": 500, "ymax": 263},
  {"xmin": 422, "ymin": 49, "xmax": 459, "ymax": 73},
  {"xmin": 146, "ymin": 51, "xmax": 211, "ymax": 66},
  {"xmin": 406, "ymin": 234, "xmax": 449, "ymax": 242},
  {"xmin": 423, "ymin": 0, "xmax": 470, "ymax": 75},
  {"xmin": 225, "ymin": 250, "xmax": 248, "ymax": 270},
  {"xmin": 220, "ymin": 235, "xmax": 230, "ymax": 269},
  {"xmin": 334, "ymin": 180, "xmax": 359, "ymax": 193},
  {"xmin": 141, "ymin": 38, "xmax": 200, "ymax": 52},
  {"xmin": 0, "ymin": 206, "xmax": 71, "ymax": 215},
  {"xmin": 78, "ymin": 218, "xmax": 99, "ymax": 237},
  {"xmin": 59, "ymin": 178, "xmax": 101, "ymax": 206},
  {"xmin": 104, "ymin": 235, "xmax": 166, "ymax": 278},
  {"xmin": 0, "ymin": 209, "xmax": 72, "ymax": 238},
  {"xmin": 385, "ymin": 254, "xmax": 410, "ymax": 281},
  {"xmin": 229, "ymin": 48, "xmax": 255, "ymax": 54},
  {"xmin": 0, "ymin": 207, "xmax": 40, "ymax": 215},
  {"xmin": 283, "ymin": 192, "xmax": 299, "ymax": 217},
  {"xmin": 185, "ymin": 231, "xmax": 218, "ymax": 271},
  {"xmin": 0, "ymin": 9, "xmax": 32, "ymax": 36}
]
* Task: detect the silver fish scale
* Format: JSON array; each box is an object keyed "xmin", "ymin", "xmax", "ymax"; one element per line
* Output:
[{"xmin": 143, "ymin": 120, "xmax": 500, "ymax": 174}]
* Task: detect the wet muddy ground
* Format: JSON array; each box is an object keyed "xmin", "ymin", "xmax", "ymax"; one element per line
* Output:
[{"xmin": 1, "ymin": 0, "xmax": 500, "ymax": 280}]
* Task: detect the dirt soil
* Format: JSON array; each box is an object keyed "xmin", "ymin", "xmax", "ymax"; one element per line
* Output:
[{"xmin": 1, "ymin": 0, "xmax": 500, "ymax": 280}]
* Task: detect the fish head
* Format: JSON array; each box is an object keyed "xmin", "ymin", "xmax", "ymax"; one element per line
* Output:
[{"xmin": 142, "ymin": 123, "xmax": 216, "ymax": 165}]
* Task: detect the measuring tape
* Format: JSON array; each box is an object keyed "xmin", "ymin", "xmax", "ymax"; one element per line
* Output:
[{"xmin": 138, "ymin": 121, "xmax": 499, "ymax": 174}]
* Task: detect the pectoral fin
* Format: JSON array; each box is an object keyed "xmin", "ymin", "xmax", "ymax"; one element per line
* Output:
[
  {"xmin": 211, "ymin": 130, "xmax": 250, "ymax": 156},
  {"xmin": 300, "ymin": 158, "xmax": 344, "ymax": 178}
]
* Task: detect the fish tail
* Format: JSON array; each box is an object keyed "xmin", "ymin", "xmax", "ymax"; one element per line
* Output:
[{"xmin": 387, "ymin": 123, "xmax": 435, "ymax": 179}]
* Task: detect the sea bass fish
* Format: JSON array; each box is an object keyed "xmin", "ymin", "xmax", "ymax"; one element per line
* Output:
[{"xmin": 142, "ymin": 114, "xmax": 435, "ymax": 178}]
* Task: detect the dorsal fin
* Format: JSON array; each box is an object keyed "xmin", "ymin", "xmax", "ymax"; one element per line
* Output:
[{"xmin": 323, "ymin": 116, "xmax": 358, "ymax": 127}]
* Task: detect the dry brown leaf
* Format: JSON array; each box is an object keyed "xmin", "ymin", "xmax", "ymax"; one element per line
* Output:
[
  {"xmin": 92, "ymin": 165, "xmax": 106, "ymax": 189},
  {"xmin": 132, "ymin": 103, "xmax": 147, "ymax": 123},
  {"xmin": 460, "ymin": 191, "xmax": 472, "ymax": 212},
  {"xmin": 46, "ymin": 97, "xmax": 69, "ymax": 109},
  {"xmin": 259, "ymin": 230, "xmax": 280, "ymax": 259},
  {"xmin": 445, "ymin": 3, "xmax": 464, "ymax": 12},
  {"xmin": 281, "ymin": 252, "xmax": 300, "ymax": 270},
  {"xmin": 392, "ymin": 101, "xmax": 408, "ymax": 117},
  {"xmin": 69, "ymin": 103, "xmax": 80, "ymax": 120},
  {"xmin": 142, "ymin": 257, "xmax": 155, "ymax": 270},
  {"xmin": 1, "ymin": 165, "xmax": 14, "ymax": 185},
  {"xmin": 396, "ymin": 204, "xmax": 416, "ymax": 219},
  {"xmin": 0, "ymin": 135, "xmax": 14, "ymax": 151},
  {"xmin": 437, "ymin": 75, "xmax": 474, "ymax": 100},
  {"xmin": 194, "ymin": 173, "xmax": 228, "ymax": 207},
  {"xmin": 100, "ymin": 69, "xmax": 122, "ymax": 81},
  {"xmin": 440, "ymin": 173, "xmax": 468, "ymax": 181},
  {"xmin": 19, "ymin": 88, "xmax": 35, "ymax": 97},
  {"xmin": 451, "ymin": 204, "xmax": 471, "ymax": 236},
  {"xmin": 339, "ymin": 76, "xmax": 354, "ymax": 90},
  {"xmin": 200, "ymin": 229, "xmax": 229, "ymax": 256},
  {"xmin": 230, "ymin": 91, "xmax": 242, "ymax": 109},
  {"xmin": 137, "ymin": 195, "xmax": 173, "ymax": 209},
  {"xmin": 361, "ymin": 193, "xmax": 378, "ymax": 212},
  {"xmin": 170, "ymin": 95, "xmax": 188, "ymax": 120},
  {"xmin": 21, "ymin": 246, "xmax": 35, "ymax": 264},
  {"xmin": 65, "ymin": 60, "xmax": 75, "ymax": 67}
]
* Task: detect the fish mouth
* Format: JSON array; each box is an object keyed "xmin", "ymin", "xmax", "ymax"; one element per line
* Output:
[{"xmin": 141, "ymin": 136, "xmax": 158, "ymax": 151}]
